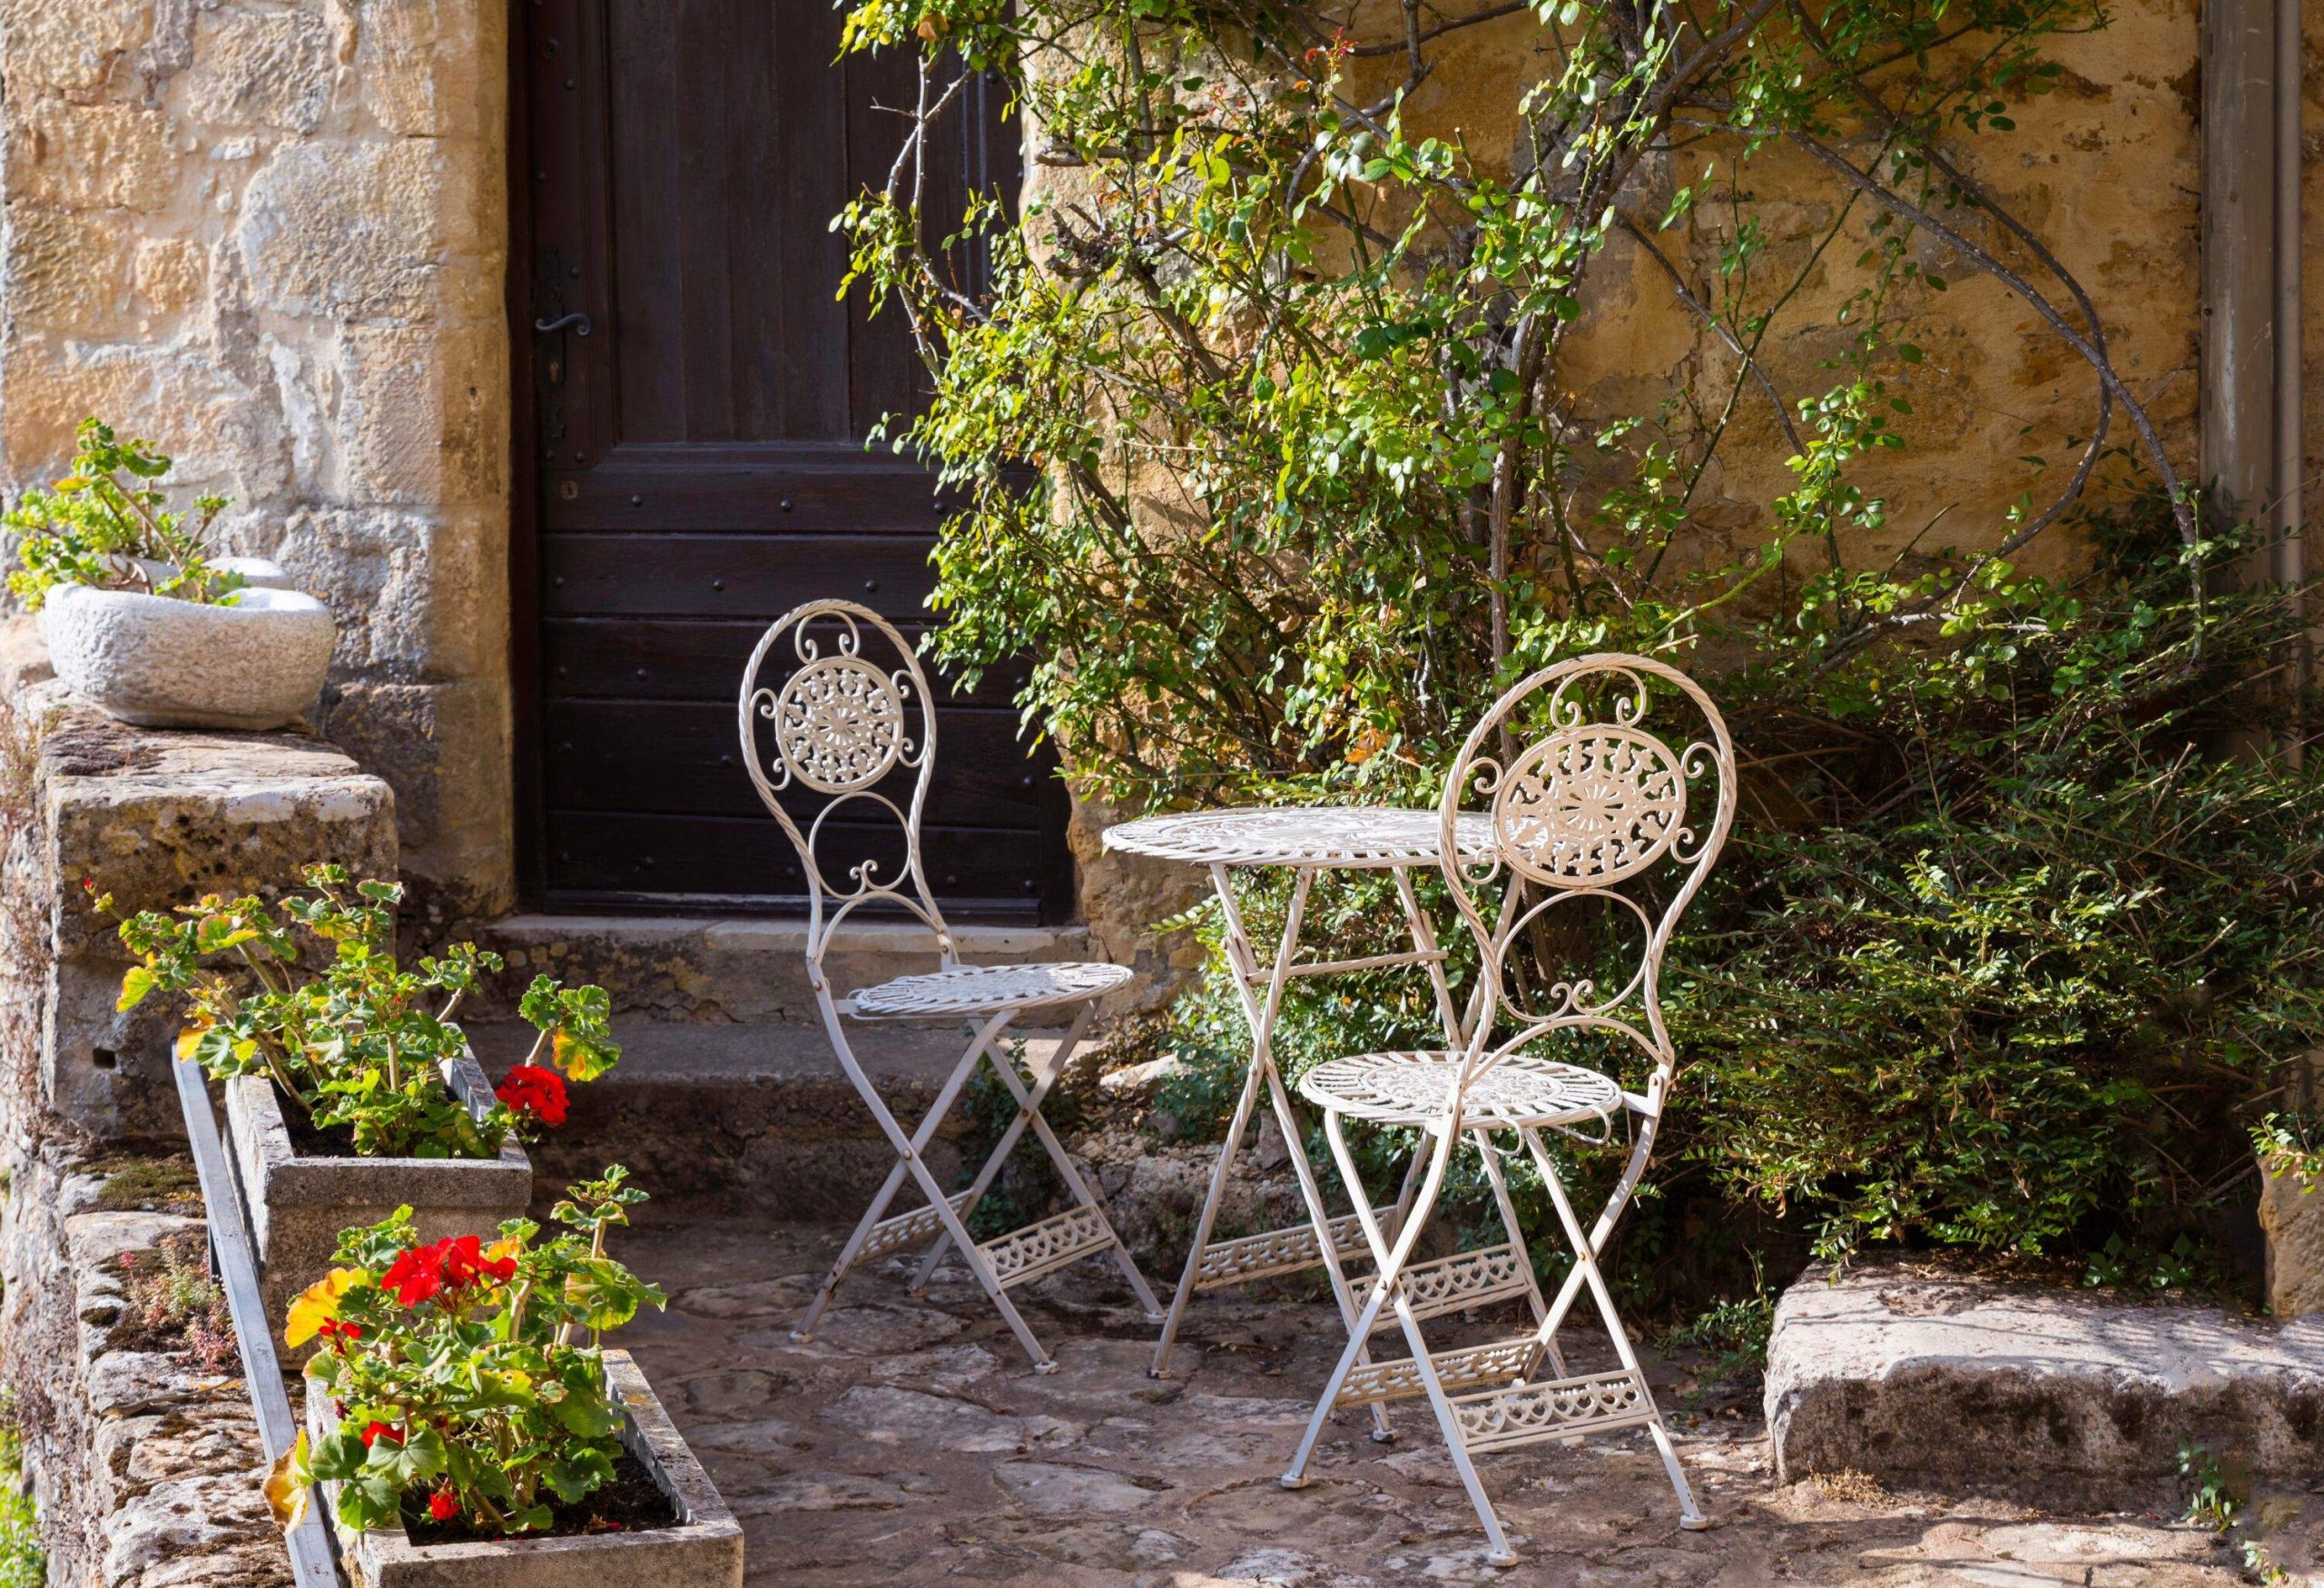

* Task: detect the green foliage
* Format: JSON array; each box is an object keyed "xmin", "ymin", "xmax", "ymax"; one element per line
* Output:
[
  {"xmin": 1670, "ymin": 536, "xmax": 2324, "ymax": 1264},
  {"xmin": 291, "ymin": 1170, "xmax": 665, "ymax": 1538},
  {"xmin": 100, "ymin": 864, "xmax": 622, "ymax": 1159},
  {"xmin": 5, "ymin": 418, "xmax": 240, "ymax": 609},
  {"xmin": 2251, "ymin": 1110, "xmax": 2324, "ymax": 1189},
  {"xmin": 0, "ymin": 1393, "xmax": 43, "ymax": 1588},
  {"xmin": 833, "ymin": 0, "xmax": 2317, "ymax": 1293}
]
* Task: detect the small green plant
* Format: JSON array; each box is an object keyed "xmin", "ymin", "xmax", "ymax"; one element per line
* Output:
[
  {"xmin": 0, "ymin": 1392, "xmax": 43, "ymax": 1588},
  {"xmin": 2180, "ymin": 1440, "xmax": 2242, "ymax": 1531},
  {"xmin": 113, "ymin": 1229, "xmax": 236, "ymax": 1375},
  {"xmin": 2251, "ymin": 1112, "xmax": 2324, "ymax": 1189},
  {"xmin": 281, "ymin": 1169, "xmax": 665, "ymax": 1538},
  {"xmin": 100, "ymin": 864, "xmax": 621, "ymax": 1159},
  {"xmin": 5, "ymin": 418, "xmax": 240, "ymax": 609},
  {"xmin": 1661, "ymin": 1275, "xmax": 1777, "ymax": 1399}
]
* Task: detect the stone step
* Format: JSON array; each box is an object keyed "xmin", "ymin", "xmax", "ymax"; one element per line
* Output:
[
  {"xmin": 464, "ymin": 912, "xmax": 1104, "ymax": 1027},
  {"xmin": 463, "ymin": 1017, "xmax": 1068, "ymax": 1219},
  {"xmin": 1767, "ymin": 1259, "xmax": 2324, "ymax": 1504},
  {"xmin": 1450, "ymin": 1368, "xmax": 1657, "ymax": 1453}
]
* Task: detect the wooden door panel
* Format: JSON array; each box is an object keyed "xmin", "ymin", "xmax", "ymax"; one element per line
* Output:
[
  {"xmin": 540, "ymin": 618, "xmax": 1029, "ymax": 705},
  {"xmin": 517, "ymin": 0, "xmax": 1051, "ymax": 916},
  {"xmin": 542, "ymin": 812, "xmax": 1050, "ymax": 906},
  {"xmin": 544, "ymin": 700, "xmax": 1049, "ymax": 824}
]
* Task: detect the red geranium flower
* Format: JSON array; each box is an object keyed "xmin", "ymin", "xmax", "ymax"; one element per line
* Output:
[
  {"xmin": 495, "ymin": 1064, "xmax": 569, "ymax": 1127},
  {"xmin": 428, "ymin": 1489, "xmax": 459, "ymax": 1522},
  {"xmin": 380, "ymin": 1243, "xmax": 447, "ymax": 1307},
  {"xmin": 359, "ymin": 1421, "xmax": 402, "ymax": 1447}
]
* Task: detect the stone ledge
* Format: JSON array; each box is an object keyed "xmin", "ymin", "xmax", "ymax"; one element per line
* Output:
[
  {"xmin": 3, "ymin": 661, "xmax": 397, "ymax": 1138},
  {"xmin": 1766, "ymin": 1259, "xmax": 2324, "ymax": 1505}
]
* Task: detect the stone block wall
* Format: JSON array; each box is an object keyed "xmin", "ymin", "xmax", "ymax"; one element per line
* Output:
[{"xmin": 0, "ymin": 0, "xmax": 514, "ymax": 928}]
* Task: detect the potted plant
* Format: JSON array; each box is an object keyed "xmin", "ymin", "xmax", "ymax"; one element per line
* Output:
[
  {"xmin": 8, "ymin": 417, "xmax": 334, "ymax": 730},
  {"xmin": 100, "ymin": 865, "xmax": 624, "ymax": 1333},
  {"xmin": 275, "ymin": 1169, "xmax": 743, "ymax": 1585}
]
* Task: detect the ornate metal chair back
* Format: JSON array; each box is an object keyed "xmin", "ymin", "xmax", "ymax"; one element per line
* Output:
[
  {"xmin": 736, "ymin": 599, "xmax": 952, "ymax": 972},
  {"xmin": 1436, "ymin": 654, "xmax": 1737, "ymax": 1106}
]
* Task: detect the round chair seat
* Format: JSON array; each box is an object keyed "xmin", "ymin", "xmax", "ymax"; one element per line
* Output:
[
  {"xmin": 846, "ymin": 961, "xmax": 1134, "ymax": 1019},
  {"xmin": 1296, "ymin": 1050, "xmax": 1624, "ymax": 1129}
]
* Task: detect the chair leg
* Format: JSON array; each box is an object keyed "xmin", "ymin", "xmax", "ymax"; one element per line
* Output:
[
  {"xmin": 908, "ymin": 1003, "xmax": 1087, "ymax": 1293},
  {"xmin": 792, "ymin": 1009, "xmax": 1011, "ymax": 1341},
  {"xmin": 1389, "ymin": 1291, "xmax": 1518, "ymax": 1567},
  {"xmin": 796, "ymin": 1006, "xmax": 1067, "ymax": 1370},
  {"xmin": 1521, "ymin": 1129, "xmax": 1705, "ymax": 1528},
  {"xmin": 956, "ymin": 1002, "xmax": 1165, "ymax": 1320},
  {"xmin": 1471, "ymin": 1129, "xmax": 1562, "ymax": 1376}
]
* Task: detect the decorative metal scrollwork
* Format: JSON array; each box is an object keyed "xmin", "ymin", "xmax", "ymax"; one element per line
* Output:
[
  {"xmin": 1492, "ymin": 725, "xmax": 1686, "ymax": 888},
  {"xmin": 768, "ymin": 654, "xmax": 909, "ymax": 794}
]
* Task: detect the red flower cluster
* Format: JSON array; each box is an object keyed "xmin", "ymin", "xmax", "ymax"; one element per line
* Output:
[
  {"xmin": 379, "ymin": 1235, "xmax": 519, "ymax": 1308},
  {"xmin": 495, "ymin": 1063, "xmax": 569, "ymax": 1127},
  {"xmin": 358, "ymin": 1421, "xmax": 402, "ymax": 1448},
  {"xmin": 428, "ymin": 1488, "xmax": 460, "ymax": 1522},
  {"xmin": 315, "ymin": 1318, "xmax": 362, "ymax": 1347}
]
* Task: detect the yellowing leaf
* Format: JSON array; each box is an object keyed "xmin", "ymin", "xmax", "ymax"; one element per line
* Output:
[
  {"xmin": 484, "ymin": 1237, "xmax": 524, "ymax": 1266},
  {"xmin": 284, "ymin": 1267, "xmax": 362, "ymax": 1347},
  {"xmin": 549, "ymin": 1030, "xmax": 616, "ymax": 1082},
  {"xmin": 264, "ymin": 1429, "xmax": 311, "ymax": 1534}
]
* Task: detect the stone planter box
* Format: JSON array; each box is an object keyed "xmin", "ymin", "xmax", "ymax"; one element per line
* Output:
[
  {"xmin": 38, "ymin": 568, "xmax": 335, "ymax": 731},
  {"xmin": 224, "ymin": 1057, "xmax": 530, "ymax": 1335},
  {"xmin": 308, "ymin": 1349, "xmax": 744, "ymax": 1587}
]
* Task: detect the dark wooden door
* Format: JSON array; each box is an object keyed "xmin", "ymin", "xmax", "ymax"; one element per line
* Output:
[{"xmin": 515, "ymin": 0, "xmax": 1066, "ymax": 919}]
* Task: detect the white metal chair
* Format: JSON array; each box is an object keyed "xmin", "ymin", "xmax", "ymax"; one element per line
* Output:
[
  {"xmin": 736, "ymin": 599, "xmax": 1161, "ymax": 1371},
  {"xmin": 1278, "ymin": 655, "xmax": 1737, "ymax": 1563}
]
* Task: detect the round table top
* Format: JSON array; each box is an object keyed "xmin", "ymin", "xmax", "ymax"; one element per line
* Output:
[{"xmin": 1102, "ymin": 806, "xmax": 1498, "ymax": 870}]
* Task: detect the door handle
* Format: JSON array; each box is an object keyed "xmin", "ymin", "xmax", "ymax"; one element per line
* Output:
[{"xmin": 534, "ymin": 311, "xmax": 593, "ymax": 337}]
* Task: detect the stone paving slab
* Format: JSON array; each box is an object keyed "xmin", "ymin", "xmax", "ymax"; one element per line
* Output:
[
  {"xmin": 1767, "ymin": 1260, "xmax": 2324, "ymax": 1503},
  {"xmin": 617, "ymin": 1221, "xmax": 2322, "ymax": 1585}
]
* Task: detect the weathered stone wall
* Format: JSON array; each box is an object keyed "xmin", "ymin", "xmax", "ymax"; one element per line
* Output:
[
  {"xmin": 0, "ymin": 1143, "xmax": 291, "ymax": 1588},
  {"xmin": 0, "ymin": 0, "xmax": 514, "ymax": 927}
]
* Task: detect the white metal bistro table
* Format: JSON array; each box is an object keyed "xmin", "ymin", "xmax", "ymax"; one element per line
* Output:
[{"xmin": 1104, "ymin": 807, "xmax": 1546, "ymax": 1426}]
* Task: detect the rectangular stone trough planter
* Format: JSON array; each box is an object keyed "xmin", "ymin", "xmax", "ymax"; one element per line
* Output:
[
  {"xmin": 308, "ymin": 1349, "xmax": 744, "ymax": 1588},
  {"xmin": 224, "ymin": 1056, "xmax": 531, "ymax": 1336}
]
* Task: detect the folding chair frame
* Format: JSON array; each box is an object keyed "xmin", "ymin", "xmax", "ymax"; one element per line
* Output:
[
  {"xmin": 1275, "ymin": 655, "xmax": 1738, "ymax": 1564},
  {"xmin": 738, "ymin": 599, "xmax": 1158, "ymax": 1372}
]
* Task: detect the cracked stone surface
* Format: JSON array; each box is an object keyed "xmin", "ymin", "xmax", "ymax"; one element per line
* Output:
[{"xmin": 621, "ymin": 1220, "xmax": 2324, "ymax": 1585}]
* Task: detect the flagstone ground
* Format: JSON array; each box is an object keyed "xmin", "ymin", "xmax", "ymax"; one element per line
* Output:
[{"xmin": 618, "ymin": 1220, "xmax": 2321, "ymax": 1587}]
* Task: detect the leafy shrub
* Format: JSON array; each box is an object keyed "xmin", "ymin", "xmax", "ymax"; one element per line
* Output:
[
  {"xmin": 102, "ymin": 864, "xmax": 621, "ymax": 1159},
  {"xmin": 282, "ymin": 1169, "xmax": 664, "ymax": 1538},
  {"xmin": 5, "ymin": 418, "xmax": 240, "ymax": 609}
]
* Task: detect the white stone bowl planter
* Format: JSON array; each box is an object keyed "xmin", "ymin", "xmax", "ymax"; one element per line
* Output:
[
  {"xmin": 38, "ymin": 567, "xmax": 334, "ymax": 731},
  {"xmin": 224, "ymin": 1056, "xmax": 531, "ymax": 1336},
  {"xmin": 308, "ymin": 1349, "xmax": 744, "ymax": 1587}
]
